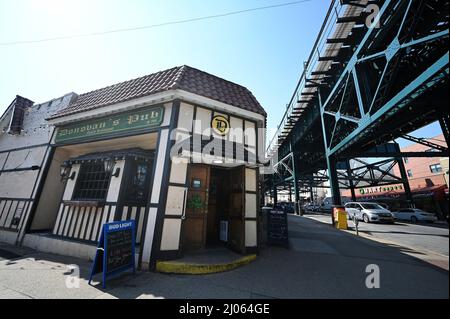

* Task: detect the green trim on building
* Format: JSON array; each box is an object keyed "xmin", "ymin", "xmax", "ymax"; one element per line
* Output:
[{"xmin": 55, "ymin": 106, "xmax": 164, "ymax": 144}]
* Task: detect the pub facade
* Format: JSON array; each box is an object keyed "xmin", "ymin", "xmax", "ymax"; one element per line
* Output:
[{"xmin": 5, "ymin": 65, "xmax": 266, "ymax": 270}]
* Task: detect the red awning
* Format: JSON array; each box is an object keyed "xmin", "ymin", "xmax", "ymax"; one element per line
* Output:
[{"xmin": 412, "ymin": 185, "xmax": 447, "ymax": 199}]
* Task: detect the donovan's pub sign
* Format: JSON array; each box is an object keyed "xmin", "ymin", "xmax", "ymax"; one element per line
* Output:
[{"xmin": 55, "ymin": 106, "xmax": 164, "ymax": 143}]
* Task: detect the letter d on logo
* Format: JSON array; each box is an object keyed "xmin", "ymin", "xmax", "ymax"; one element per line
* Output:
[{"xmin": 365, "ymin": 264, "xmax": 380, "ymax": 289}]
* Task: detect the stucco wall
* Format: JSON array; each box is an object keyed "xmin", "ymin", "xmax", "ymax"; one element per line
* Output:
[
  {"xmin": 105, "ymin": 160, "xmax": 125, "ymax": 202},
  {"xmin": 62, "ymin": 164, "xmax": 80, "ymax": 200},
  {"xmin": 156, "ymin": 102, "xmax": 192, "ymax": 253},
  {"xmin": 30, "ymin": 149, "xmax": 70, "ymax": 231},
  {"xmin": 0, "ymin": 170, "xmax": 39, "ymax": 198},
  {"xmin": 244, "ymin": 167, "xmax": 258, "ymax": 248},
  {"xmin": 0, "ymin": 93, "xmax": 75, "ymax": 241},
  {"xmin": 0, "ymin": 145, "xmax": 47, "ymax": 198}
]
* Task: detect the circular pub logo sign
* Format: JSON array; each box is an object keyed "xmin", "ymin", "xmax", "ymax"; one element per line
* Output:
[{"xmin": 211, "ymin": 115, "xmax": 230, "ymax": 136}]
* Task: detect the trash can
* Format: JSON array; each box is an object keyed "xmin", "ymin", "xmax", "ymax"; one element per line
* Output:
[{"xmin": 333, "ymin": 205, "xmax": 348, "ymax": 230}]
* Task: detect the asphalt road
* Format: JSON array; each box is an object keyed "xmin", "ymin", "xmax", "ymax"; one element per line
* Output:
[{"xmin": 304, "ymin": 212, "xmax": 449, "ymax": 257}]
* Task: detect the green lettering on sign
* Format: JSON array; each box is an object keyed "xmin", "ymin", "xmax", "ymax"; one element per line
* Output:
[{"xmin": 55, "ymin": 106, "xmax": 164, "ymax": 143}]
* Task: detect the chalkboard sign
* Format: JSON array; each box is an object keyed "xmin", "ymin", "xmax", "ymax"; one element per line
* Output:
[
  {"xmin": 106, "ymin": 228, "xmax": 133, "ymax": 273},
  {"xmin": 267, "ymin": 208, "xmax": 288, "ymax": 248},
  {"xmin": 88, "ymin": 220, "xmax": 136, "ymax": 288}
]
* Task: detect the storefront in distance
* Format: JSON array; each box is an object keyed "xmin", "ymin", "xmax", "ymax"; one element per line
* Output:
[
  {"xmin": 21, "ymin": 65, "xmax": 266, "ymax": 270},
  {"xmin": 352, "ymin": 183, "xmax": 448, "ymax": 217}
]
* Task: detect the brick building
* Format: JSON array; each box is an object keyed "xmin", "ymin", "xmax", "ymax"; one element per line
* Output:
[{"xmin": 393, "ymin": 134, "xmax": 447, "ymax": 190}]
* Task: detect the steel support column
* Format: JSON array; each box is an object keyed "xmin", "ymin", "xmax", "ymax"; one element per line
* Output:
[
  {"xmin": 309, "ymin": 176, "xmax": 314, "ymax": 203},
  {"xmin": 290, "ymin": 144, "xmax": 300, "ymax": 215},
  {"xmin": 327, "ymin": 155, "xmax": 341, "ymax": 225},
  {"xmin": 273, "ymin": 185, "xmax": 278, "ymax": 206},
  {"xmin": 271, "ymin": 175, "xmax": 278, "ymax": 206},
  {"xmin": 288, "ymin": 183, "xmax": 292, "ymax": 202},
  {"xmin": 319, "ymin": 83, "xmax": 340, "ymax": 223},
  {"xmin": 346, "ymin": 160, "xmax": 357, "ymax": 201},
  {"xmin": 396, "ymin": 156, "xmax": 415, "ymax": 207}
]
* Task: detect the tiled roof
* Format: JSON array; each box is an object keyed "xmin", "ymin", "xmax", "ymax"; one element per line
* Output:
[{"xmin": 50, "ymin": 65, "xmax": 266, "ymax": 119}]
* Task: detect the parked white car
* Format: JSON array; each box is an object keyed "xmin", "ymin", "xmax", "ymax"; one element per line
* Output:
[
  {"xmin": 345, "ymin": 202, "xmax": 394, "ymax": 223},
  {"xmin": 392, "ymin": 208, "xmax": 438, "ymax": 223}
]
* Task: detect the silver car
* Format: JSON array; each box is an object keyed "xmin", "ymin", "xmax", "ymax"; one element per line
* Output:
[{"xmin": 345, "ymin": 202, "xmax": 394, "ymax": 223}]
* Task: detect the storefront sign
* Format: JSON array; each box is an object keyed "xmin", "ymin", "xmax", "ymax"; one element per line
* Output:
[
  {"xmin": 267, "ymin": 208, "xmax": 288, "ymax": 247},
  {"xmin": 55, "ymin": 106, "xmax": 164, "ymax": 143},
  {"xmin": 211, "ymin": 115, "xmax": 230, "ymax": 136},
  {"xmin": 88, "ymin": 220, "xmax": 136, "ymax": 288},
  {"xmin": 359, "ymin": 184, "xmax": 403, "ymax": 195}
]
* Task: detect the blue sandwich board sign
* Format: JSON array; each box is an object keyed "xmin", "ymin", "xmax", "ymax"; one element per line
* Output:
[{"xmin": 88, "ymin": 220, "xmax": 136, "ymax": 288}]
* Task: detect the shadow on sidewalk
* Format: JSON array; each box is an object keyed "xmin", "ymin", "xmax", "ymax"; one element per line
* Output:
[{"xmin": 1, "ymin": 215, "xmax": 448, "ymax": 299}]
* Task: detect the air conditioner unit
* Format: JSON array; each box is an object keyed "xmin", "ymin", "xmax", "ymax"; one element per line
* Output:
[{"xmin": 219, "ymin": 220, "xmax": 228, "ymax": 242}]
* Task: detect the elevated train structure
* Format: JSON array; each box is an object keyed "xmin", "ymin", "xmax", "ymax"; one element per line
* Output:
[{"xmin": 265, "ymin": 0, "xmax": 449, "ymax": 217}]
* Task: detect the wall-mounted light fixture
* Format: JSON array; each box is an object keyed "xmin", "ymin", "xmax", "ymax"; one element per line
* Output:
[
  {"xmin": 60, "ymin": 162, "xmax": 76, "ymax": 182},
  {"xmin": 104, "ymin": 158, "xmax": 121, "ymax": 178}
]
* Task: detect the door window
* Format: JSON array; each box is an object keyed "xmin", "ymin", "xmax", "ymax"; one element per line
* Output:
[{"xmin": 124, "ymin": 160, "xmax": 152, "ymax": 205}]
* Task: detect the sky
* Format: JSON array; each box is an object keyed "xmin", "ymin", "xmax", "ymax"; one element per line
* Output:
[{"xmin": 0, "ymin": 0, "xmax": 443, "ymax": 148}]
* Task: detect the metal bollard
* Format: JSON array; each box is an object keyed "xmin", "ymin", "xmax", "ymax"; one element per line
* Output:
[{"xmin": 353, "ymin": 214, "xmax": 359, "ymax": 236}]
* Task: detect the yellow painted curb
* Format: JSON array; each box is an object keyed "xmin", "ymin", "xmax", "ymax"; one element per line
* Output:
[{"xmin": 156, "ymin": 254, "xmax": 257, "ymax": 275}]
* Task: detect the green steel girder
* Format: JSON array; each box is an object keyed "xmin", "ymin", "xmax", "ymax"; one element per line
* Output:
[
  {"xmin": 266, "ymin": 0, "xmax": 449, "ymax": 206},
  {"xmin": 319, "ymin": 0, "xmax": 449, "ymax": 158}
]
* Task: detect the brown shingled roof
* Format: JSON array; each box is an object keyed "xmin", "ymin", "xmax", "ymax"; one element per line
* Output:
[{"xmin": 49, "ymin": 65, "xmax": 266, "ymax": 119}]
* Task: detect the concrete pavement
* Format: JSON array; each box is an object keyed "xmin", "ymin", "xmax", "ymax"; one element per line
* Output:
[{"xmin": 0, "ymin": 215, "xmax": 448, "ymax": 299}]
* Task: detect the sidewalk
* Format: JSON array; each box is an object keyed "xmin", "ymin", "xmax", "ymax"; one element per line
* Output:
[{"xmin": 0, "ymin": 215, "xmax": 448, "ymax": 299}]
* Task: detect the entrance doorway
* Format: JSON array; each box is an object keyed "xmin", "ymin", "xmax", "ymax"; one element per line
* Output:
[
  {"xmin": 182, "ymin": 165, "xmax": 210, "ymax": 251},
  {"xmin": 182, "ymin": 164, "xmax": 245, "ymax": 253}
]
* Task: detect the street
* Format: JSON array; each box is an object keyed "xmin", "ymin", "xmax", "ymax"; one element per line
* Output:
[
  {"xmin": 303, "ymin": 212, "xmax": 449, "ymax": 261},
  {"xmin": 0, "ymin": 214, "xmax": 448, "ymax": 299}
]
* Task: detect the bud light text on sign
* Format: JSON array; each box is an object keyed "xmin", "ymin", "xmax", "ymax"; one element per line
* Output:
[{"xmin": 108, "ymin": 221, "xmax": 133, "ymax": 231}]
